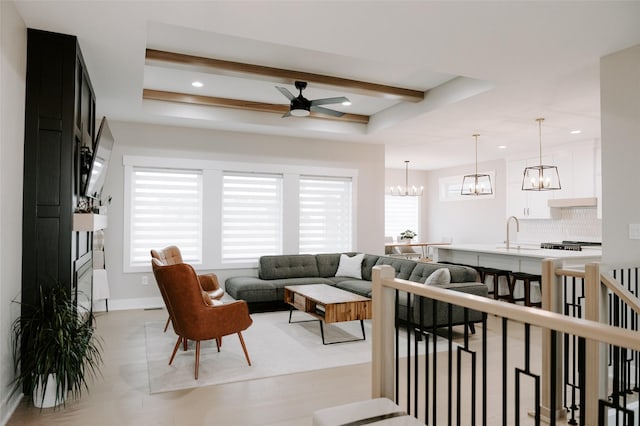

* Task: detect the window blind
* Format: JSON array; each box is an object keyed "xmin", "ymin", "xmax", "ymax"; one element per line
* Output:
[
  {"xmin": 221, "ymin": 172, "xmax": 283, "ymax": 263},
  {"xmin": 299, "ymin": 176, "xmax": 352, "ymax": 254},
  {"xmin": 385, "ymin": 194, "xmax": 419, "ymax": 240},
  {"xmin": 129, "ymin": 168, "xmax": 202, "ymax": 267}
]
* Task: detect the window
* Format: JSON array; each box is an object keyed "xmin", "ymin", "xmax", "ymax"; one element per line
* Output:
[
  {"xmin": 123, "ymin": 155, "xmax": 358, "ymax": 270},
  {"xmin": 129, "ymin": 168, "xmax": 202, "ymax": 267},
  {"xmin": 299, "ymin": 176, "xmax": 352, "ymax": 253},
  {"xmin": 221, "ymin": 172, "xmax": 283, "ymax": 264},
  {"xmin": 385, "ymin": 195, "xmax": 419, "ymax": 240}
]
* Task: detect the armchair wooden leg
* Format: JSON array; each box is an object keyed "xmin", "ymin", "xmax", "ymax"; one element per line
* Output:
[
  {"xmin": 163, "ymin": 316, "xmax": 171, "ymax": 332},
  {"xmin": 195, "ymin": 341, "xmax": 201, "ymax": 380},
  {"xmin": 237, "ymin": 332, "xmax": 251, "ymax": 366},
  {"xmin": 215, "ymin": 337, "xmax": 220, "ymax": 352},
  {"xmin": 183, "ymin": 338, "xmax": 188, "ymax": 351},
  {"xmin": 169, "ymin": 337, "xmax": 182, "ymax": 365}
]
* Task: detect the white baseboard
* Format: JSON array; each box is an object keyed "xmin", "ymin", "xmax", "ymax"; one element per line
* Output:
[
  {"xmin": 93, "ymin": 297, "xmax": 164, "ymax": 312},
  {"xmin": 1, "ymin": 391, "xmax": 23, "ymax": 426}
]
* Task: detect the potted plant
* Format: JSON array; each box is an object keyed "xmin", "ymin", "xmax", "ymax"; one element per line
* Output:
[
  {"xmin": 12, "ymin": 285, "xmax": 102, "ymax": 408},
  {"xmin": 399, "ymin": 229, "xmax": 417, "ymax": 242}
]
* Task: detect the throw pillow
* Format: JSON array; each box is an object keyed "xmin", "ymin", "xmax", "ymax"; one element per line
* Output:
[
  {"xmin": 425, "ymin": 268, "xmax": 451, "ymax": 286},
  {"xmin": 335, "ymin": 253, "xmax": 365, "ymax": 279}
]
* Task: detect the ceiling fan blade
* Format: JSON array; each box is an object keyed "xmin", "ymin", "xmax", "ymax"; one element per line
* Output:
[
  {"xmin": 310, "ymin": 106, "xmax": 345, "ymax": 117},
  {"xmin": 310, "ymin": 96, "xmax": 350, "ymax": 106},
  {"xmin": 276, "ymin": 86, "xmax": 295, "ymax": 101},
  {"xmin": 282, "ymin": 111, "xmax": 291, "ymax": 118}
]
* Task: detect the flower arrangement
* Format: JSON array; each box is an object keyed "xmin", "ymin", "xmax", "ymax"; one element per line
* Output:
[{"xmin": 399, "ymin": 229, "xmax": 417, "ymax": 240}]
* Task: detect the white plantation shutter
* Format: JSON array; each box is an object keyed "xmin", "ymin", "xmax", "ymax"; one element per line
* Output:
[
  {"xmin": 222, "ymin": 172, "xmax": 283, "ymax": 263},
  {"xmin": 129, "ymin": 168, "xmax": 202, "ymax": 267},
  {"xmin": 299, "ymin": 176, "xmax": 352, "ymax": 254},
  {"xmin": 385, "ymin": 195, "xmax": 419, "ymax": 240}
]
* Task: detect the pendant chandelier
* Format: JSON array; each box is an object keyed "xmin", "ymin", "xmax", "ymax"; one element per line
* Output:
[
  {"xmin": 522, "ymin": 118, "xmax": 561, "ymax": 191},
  {"xmin": 390, "ymin": 160, "xmax": 423, "ymax": 196},
  {"xmin": 461, "ymin": 134, "xmax": 493, "ymax": 196}
]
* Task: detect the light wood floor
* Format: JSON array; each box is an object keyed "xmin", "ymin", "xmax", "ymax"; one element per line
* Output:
[
  {"xmin": 7, "ymin": 309, "xmax": 576, "ymax": 425},
  {"xmin": 7, "ymin": 308, "xmax": 371, "ymax": 426}
]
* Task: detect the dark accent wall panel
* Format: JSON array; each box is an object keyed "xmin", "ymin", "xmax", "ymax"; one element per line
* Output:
[{"xmin": 22, "ymin": 28, "xmax": 96, "ymax": 312}]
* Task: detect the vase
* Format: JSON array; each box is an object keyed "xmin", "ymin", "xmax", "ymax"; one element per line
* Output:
[{"xmin": 33, "ymin": 373, "xmax": 62, "ymax": 408}]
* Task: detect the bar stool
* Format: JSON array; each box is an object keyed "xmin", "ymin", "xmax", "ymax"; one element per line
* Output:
[
  {"xmin": 509, "ymin": 272, "xmax": 542, "ymax": 307},
  {"xmin": 479, "ymin": 267, "xmax": 512, "ymax": 301}
]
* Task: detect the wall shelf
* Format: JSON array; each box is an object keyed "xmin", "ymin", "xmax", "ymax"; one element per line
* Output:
[{"xmin": 73, "ymin": 213, "xmax": 108, "ymax": 232}]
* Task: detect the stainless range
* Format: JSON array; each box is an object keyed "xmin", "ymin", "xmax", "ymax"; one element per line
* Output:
[{"xmin": 540, "ymin": 241, "xmax": 602, "ymax": 251}]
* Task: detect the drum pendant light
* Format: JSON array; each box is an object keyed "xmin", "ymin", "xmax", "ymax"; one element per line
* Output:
[
  {"xmin": 461, "ymin": 134, "xmax": 493, "ymax": 195},
  {"xmin": 522, "ymin": 118, "xmax": 561, "ymax": 191}
]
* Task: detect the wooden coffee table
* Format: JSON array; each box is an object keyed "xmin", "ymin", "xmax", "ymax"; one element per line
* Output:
[{"xmin": 284, "ymin": 284, "xmax": 372, "ymax": 345}]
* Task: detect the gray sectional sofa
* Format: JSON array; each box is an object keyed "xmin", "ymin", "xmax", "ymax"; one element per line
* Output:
[{"xmin": 225, "ymin": 253, "xmax": 488, "ymax": 330}]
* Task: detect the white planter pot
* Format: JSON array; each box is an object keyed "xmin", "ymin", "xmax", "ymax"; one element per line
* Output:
[{"xmin": 33, "ymin": 373, "xmax": 62, "ymax": 408}]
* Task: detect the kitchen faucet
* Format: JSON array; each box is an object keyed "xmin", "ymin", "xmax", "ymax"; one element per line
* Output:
[{"xmin": 506, "ymin": 216, "xmax": 520, "ymax": 249}]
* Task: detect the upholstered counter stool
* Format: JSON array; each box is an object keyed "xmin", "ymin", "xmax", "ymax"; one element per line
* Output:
[
  {"xmin": 509, "ymin": 272, "xmax": 542, "ymax": 307},
  {"xmin": 478, "ymin": 267, "xmax": 512, "ymax": 302}
]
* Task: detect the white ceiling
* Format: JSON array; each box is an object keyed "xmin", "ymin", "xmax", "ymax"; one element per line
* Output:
[{"xmin": 13, "ymin": 1, "xmax": 640, "ymax": 170}]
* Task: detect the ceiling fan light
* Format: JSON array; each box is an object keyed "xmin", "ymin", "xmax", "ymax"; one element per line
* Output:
[
  {"xmin": 341, "ymin": 99, "xmax": 352, "ymax": 106},
  {"xmin": 290, "ymin": 108, "xmax": 310, "ymax": 117}
]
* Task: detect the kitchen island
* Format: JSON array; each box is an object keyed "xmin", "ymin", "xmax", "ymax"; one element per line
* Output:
[{"xmin": 432, "ymin": 243, "xmax": 602, "ymax": 275}]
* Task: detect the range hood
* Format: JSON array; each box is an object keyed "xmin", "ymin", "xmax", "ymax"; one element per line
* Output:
[{"xmin": 547, "ymin": 197, "xmax": 597, "ymax": 208}]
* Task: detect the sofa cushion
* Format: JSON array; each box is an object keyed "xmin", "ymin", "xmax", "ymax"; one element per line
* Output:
[
  {"xmin": 225, "ymin": 277, "xmax": 278, "ymax": 303},
  {"xmin": 374, "ymin": 256, "xmax": 418, "ymax": 280},
  {"xmin": 408, "ymin": 262, "xmax": 477, "ymax": 284},
  {"xmin": 316, "ymin": 253, "xmax": 345, "ymax": 277},
  {"xmin": 335, "ymin": 253, "xmax": 365, "ymax": 279},
  {"xmin": 361, "ymin": 254, "xmax": 381, "ymax": 281},
  {"xmin": 334, "ymin": 280, "xmax": 373, "ymax": 298},
  {"xmin": 259, "ymin": 254, "xmax": 319, "ymax": 280},
  {"xmin": 425, "ymin": 268, "xmax": 451, "ymax": 286}
]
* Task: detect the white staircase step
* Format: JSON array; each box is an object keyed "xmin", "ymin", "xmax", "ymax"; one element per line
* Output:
[{"xmin": 312, "ymin": 397, "xmax": 422, "ymax": 426}]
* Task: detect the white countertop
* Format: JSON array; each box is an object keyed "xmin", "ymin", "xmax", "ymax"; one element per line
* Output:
[{"xmin": 432, "ymin": 243, "xmax": 602, "ymax": 260}]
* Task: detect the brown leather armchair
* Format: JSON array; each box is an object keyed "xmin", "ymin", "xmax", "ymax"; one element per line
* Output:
[
  {"xmin": 151, "ymin": 259, "xmax": 252, "ymax": 379},
  {"xmin": 151, "ymin": 245, "xmax": 224, "ymax": 331}
]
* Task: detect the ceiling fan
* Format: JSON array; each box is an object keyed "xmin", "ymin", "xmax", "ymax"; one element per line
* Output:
[{"xmin": 275, "ymin": 81, "xmax": 351, "ymax": 118}]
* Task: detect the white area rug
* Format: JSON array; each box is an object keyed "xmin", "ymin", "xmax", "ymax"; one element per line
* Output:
[{"xmin": 145, "ymin": 310, "xmax": 440, "ymax": 394}]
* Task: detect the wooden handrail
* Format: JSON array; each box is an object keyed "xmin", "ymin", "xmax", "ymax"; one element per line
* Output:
[
  {"xmin": 373, "ymin": 266, "xmax": 640, "ymax": 352},
  {"xmin": 555, "ymin": 268, "xmax": 586, "ymax": 278}
]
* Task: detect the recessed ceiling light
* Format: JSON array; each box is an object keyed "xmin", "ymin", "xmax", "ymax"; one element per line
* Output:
[
  {"xmin": 341, "ymin": 99, "xmax": 352, "ymax": 106},
  {"xmin": 192, "ymin": 81, "xmax": 203, "ymax": 88},
  {"xmin": 497, "ymin": 145, "xmax": 508, "ymax": 149},
  {"xmin": 570, "ymin": 129, "xmax": 581, "ymax": 134}
]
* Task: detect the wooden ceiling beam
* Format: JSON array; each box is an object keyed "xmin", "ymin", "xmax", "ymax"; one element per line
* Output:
[
  {"xmin": 145, "ymin": 49, "xmax": 424, "ymax": 103},
  {"xmin": 143, "ymin": 89, "xmax": 370, "ymax": 124}
]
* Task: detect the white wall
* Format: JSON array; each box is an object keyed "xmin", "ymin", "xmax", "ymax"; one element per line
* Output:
[
  {"xmin": 101, "ymin": 121, "xmax": 385, "ymax": 310},
  {"xmin": 425, "ymin": 159, "xmax": 507, "ymax": 244},
  {"xmin": 601, "ymin": 44, "xmax": 640, "ymax": 265},
  {"xmin": 0, "ymin": 1, "xmax": 26, "ymax": 422}
]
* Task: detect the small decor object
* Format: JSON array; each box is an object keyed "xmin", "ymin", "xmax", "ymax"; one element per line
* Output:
[
  {"xmin": 390, "ymin": 161, "xmax": 423, "ymax": 196},
  {"xmin": 522, "ymin": 118, "xmax": 561, "ymax": 191},
  {"xmin": 461, "ymin": 134, "xmax": 493, "ymax": 195},
  {"xmin": 399, "ymin": 229, "xmax": 417, "ymax": 242},
  {"xmin": 12, "ymin": 285, "xmax": 103, "ymax": 408}
]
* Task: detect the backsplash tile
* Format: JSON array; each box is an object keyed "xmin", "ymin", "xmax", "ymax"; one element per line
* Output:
[{"xmin": 518, "ymin": 207, "xmax": 601, "ymax": 243}]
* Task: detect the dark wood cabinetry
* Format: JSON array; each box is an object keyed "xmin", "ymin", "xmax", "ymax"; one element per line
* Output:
[{"xmin": 22, "ymin": 29, "xmax": 95, "ymax": 308}]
